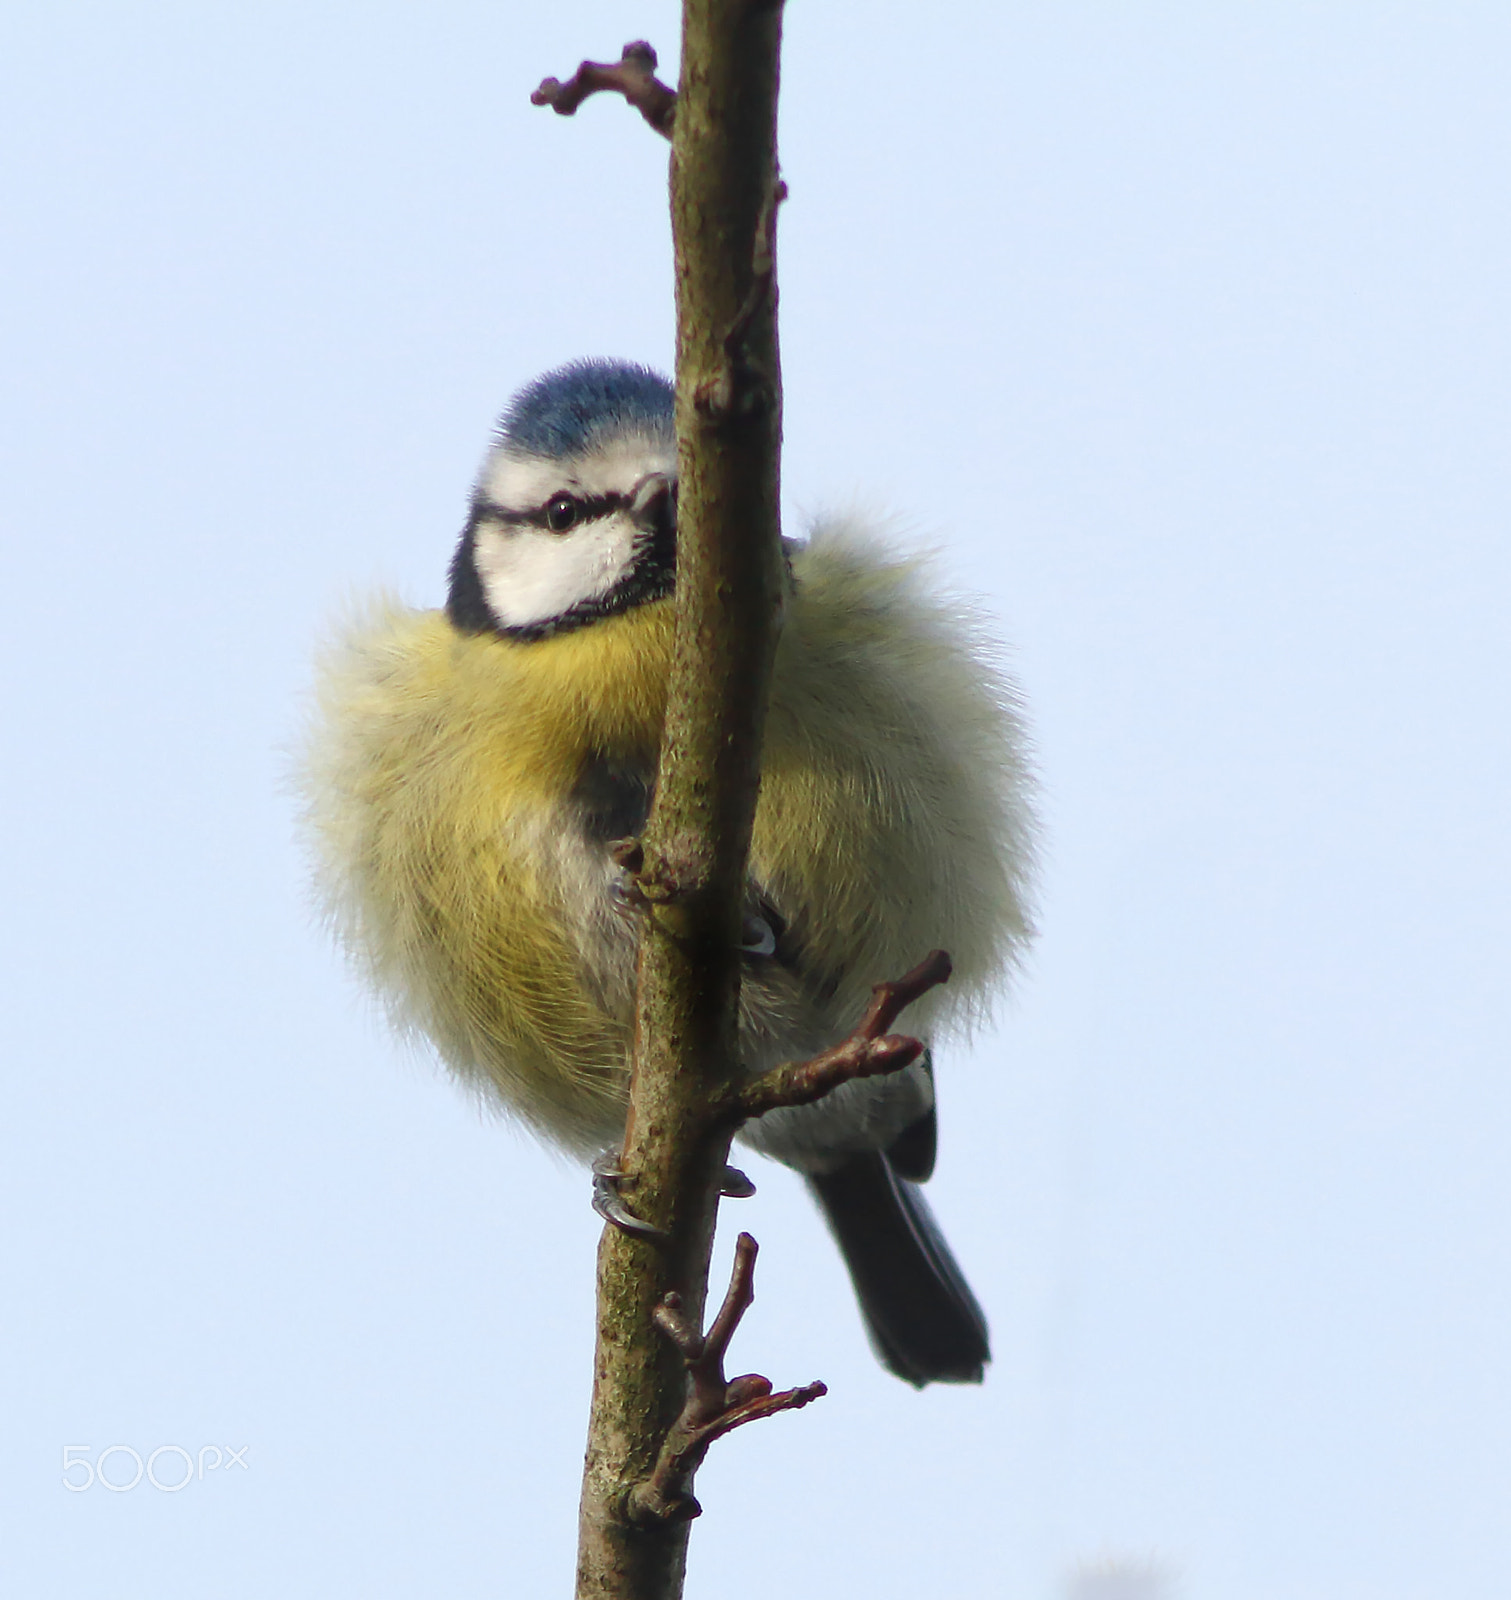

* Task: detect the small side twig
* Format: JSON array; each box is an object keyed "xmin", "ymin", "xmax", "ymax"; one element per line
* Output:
[
  {"xmin": 626, "ymin": 1234, "xmax": 826, "ymax": 1525},
  {"xmin": 731, "ymin": 949, "xmax": 953, "ymax": 1121},
  {"xmin": 609, "ymin": 836, "xmax": 702, "ymax": 909},
  {"xmin": 532, "ymin": 41, "xmax": 677, "ymax": 139}
]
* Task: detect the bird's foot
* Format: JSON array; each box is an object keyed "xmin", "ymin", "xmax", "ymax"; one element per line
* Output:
[
  {"xmin": 592, "ymin": 1149, "xmax": 666, "ymax": 1238},
  {"xmin": 591, "ymin": 1151, "xmax": 755, "ymax": 1236}
]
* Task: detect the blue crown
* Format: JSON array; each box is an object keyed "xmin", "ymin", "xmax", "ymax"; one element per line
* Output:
[{"xmin": 497, "ymin": 359, "xmax": 674, "ymax": 459}]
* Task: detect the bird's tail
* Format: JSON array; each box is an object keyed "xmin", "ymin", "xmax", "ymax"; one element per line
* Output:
[{"xmin": 806, "ymin": 1152, "xmax": 990, "ymax": 1387}]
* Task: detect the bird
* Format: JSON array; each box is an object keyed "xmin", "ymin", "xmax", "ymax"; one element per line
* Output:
[{"xmin": 301, "ymin": 358, "xmax": 1036, "ymax": 1386}]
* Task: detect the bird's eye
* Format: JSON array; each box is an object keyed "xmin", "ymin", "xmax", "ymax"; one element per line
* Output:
[{"xmin": 544, "ymin": 493, "xmax": 579, "ymax": 533}]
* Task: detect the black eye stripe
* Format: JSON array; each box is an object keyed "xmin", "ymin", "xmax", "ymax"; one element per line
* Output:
[{"xmin": 475, "ymin": 492, "xmax": 631, "ymax": 531}]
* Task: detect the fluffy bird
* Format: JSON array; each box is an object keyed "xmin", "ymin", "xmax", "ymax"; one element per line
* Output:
[{"xmin": 303, "ymin": 359, "xmax": 1035, "ymax": 1386}]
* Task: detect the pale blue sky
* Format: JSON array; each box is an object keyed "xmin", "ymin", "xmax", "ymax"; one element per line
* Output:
[{"xmin": 3, "ymin": 5, "xmax": 1508, "ymax": 1598}]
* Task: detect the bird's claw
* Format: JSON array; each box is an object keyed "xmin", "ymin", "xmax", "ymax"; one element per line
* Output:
[
  {"xmin": 590, "ymin": 1152, "xmax": 754, "ymax": 1235},
  {"xmin": 591, "ymin": 1149, "xmax": 667, "ymax": 1238}
]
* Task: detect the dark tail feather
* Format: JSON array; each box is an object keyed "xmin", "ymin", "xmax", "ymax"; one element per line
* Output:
[{"xmin": 806, "ymin": 1152, "xmax": 990, "ymax": 1387}]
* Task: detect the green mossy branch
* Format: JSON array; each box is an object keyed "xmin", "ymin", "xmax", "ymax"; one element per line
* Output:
[
  {"xmin": 556, "ymin": 7, "xmax": 788, "ymax": 1598},
  {"xmin": 537, "ymin": 12, "xmax": 955, "ymax": 1597}
]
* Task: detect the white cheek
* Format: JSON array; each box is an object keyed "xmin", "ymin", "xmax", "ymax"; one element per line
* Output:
[{"xmin": 474, "ymin": 520, "xmax": 638, "ymax": 630}]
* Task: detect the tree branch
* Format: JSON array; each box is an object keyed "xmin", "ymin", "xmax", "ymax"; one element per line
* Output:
[
  {"xmin": 627, "ymin": 1235, "xmax": 827, "ymax": 1525},
  {"xmin": 693, "ymin": 178, "xmax": 788, "ymax": 420},
  {"xmin": 731, "ymin": 949, "xmax": 953, "ymax": 1121},
  {"xmin": 572, "ymin": 6, "xmax": 787, "ymax": 1598},
  {"xmin": 532, "ymin": 41, "xmax": 677, "ymax": 139}
]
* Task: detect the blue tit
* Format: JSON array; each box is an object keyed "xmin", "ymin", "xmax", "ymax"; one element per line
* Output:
[{"xmin": 302, "ymin": 359, "xmax": 1036, "ymax": 1386}]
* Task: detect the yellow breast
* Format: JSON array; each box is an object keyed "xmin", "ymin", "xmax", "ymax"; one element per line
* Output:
[{"xmin": 302, "ymin": 526, "xmax": 1033, "ymax": 1156}]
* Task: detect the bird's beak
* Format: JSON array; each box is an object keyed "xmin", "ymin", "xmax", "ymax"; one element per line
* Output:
[{"xmin": 629, "ymin": 473, "xmax": 677, "ymax": 538}]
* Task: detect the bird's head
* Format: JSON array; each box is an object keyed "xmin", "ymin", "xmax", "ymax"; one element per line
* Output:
[{"xmin": 447, "ymin": 359, "xmax": 677, "ymax": 640}]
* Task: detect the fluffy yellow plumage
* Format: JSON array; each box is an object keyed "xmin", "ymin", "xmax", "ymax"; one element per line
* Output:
[{"xmin": 302, "ymin": 521, "xmax": 1034, "ymax": 1159}]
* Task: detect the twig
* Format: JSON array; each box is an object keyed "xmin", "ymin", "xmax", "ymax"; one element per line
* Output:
[
  {"xmin": 609, "ymin": 836, "xmax": 701, "ymax": 910},
  {"xmin": 532, "ymin": 41, "xmax": 677, "ymax": 139},
  {"xmin": 731, "ymin": 950, "xmax": 953, "ymax": 1121},
  {"xmin": 627, "ymin": 1234, "xmax": 827, "ymax": 1525},
  {"xmin": 572, "ymin": 1, "xmax": 787, "ymax": 1590}
]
